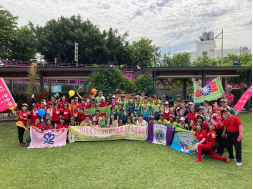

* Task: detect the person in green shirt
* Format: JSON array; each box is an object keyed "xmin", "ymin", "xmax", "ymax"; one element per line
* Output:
[
  {"xmin": 141, "ymin": 96, "xmax": 151, "ymax": 121},
  {"xmin": 129, "ymin": 112, "xmax": 137, "ymax": 124},
  {"xmin": 140, "ymin": 91, "xmax": 145, "ymax": 103},
  {"xmin": 148, "ymin": 96, "xmax": 154, "ymax": 106},
  {"xmin": 117, "ymin": 94, "xmax": 128, "ymax": 111},
  {"xmin": 115, "ymin": 104, "xmax": 127, "ymax": 124},
  {"xmin": 150, "ymin": 99, "xmax": 161, "ymax": 119},
  {"xmin": 134, "ymin": 95, "xmax": 142, "ymax": 116},
  {"xmin": 161, "ymin": 95, "xmax": 166, "ymax": 105},
  {"xmin": 167, "ymin": 114, "xmax": 178, "ymax": 128},
  {"xmin": 153, "ymin": 93, "xmax": 161, "ymax": 104},
  {"xmin": 99, "ymin": 115, "xmax": 107, "ymax": 128},
  {"xmin": 96, "ymin": 91, "xmax": 103, "ymax": 104},
  {"xmin": 175, "ymin": 115, "xmax": 180, "ymax": 124},
  {"xmin": 177, "ymin": 117, "xmax": 190, "ymax": 130},
  {"xmin": 158, "ymin": 113, "xmax": 168, "ymax": 126}
]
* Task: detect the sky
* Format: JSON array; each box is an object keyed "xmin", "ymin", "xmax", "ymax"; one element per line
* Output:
[{"xmin": 1, "ymin": 0, "xmax": 252, "ymax": 54}]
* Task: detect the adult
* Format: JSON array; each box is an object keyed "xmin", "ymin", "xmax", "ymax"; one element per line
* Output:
[
  {"xmin": 150, "ymin": 99, "xmax": 161, "ymax": 119},
  {"xmin": 69, "ymin": 116, "xmax": 77, "ymax": 126},
  {"xmin": 203, "ymin": 100, "xmax": 211, "ymax": 114},
  {"xmin": 195, "ymin": 122, "xmax": 229, "ymax": 163},
  {"xmin": 59, "ymin": 96, "xmax": 68, "ymax": 109},
  {"xmin": 198, "ymin": 106, "xmax": 209, "ymax": 121},
  {"xmin": 161, "ymin": 95, "xmax": 166, "ymax": 104},
  {"xmin": 39, "ymin": 101, "xmax": 47, "ymax": 127},
  {"xmin": 56, "ymin": 117, "xmax": 68, "ymax": 129},
  {"xmin": 158, "ymin": 113, "xmax": 168, "ymax": 126},
  {"xmin": 96, "ymin": 91, "xmax": 103, "ymax": 104},
  {"xmin": 220, "ymin": 85, "xmax": 234, "ymax": 106},
  {"xmin": 44, "ymin": 119, "xmax": 53, "ymax": 130},
  {"xmin": 75, "ymin": 108, "xmax": 86, "ymax": 125},
  {"xmin": 167, "ymin": 114, "xmax": 177, "ymax": 128},
  {"xmin": 30, "ymin": 105, "xmax": 39, "ymax": 126},
  {"xmin": 153, "ymin": 93, "xmax": 161, "ymax": 104},
  {"xmin": 178, "ymin": 117, "xmax": 189, "ymax": 130},
  {"xmin": 134, "ymin": 95, "xmax": 142, "ymax": 117},
  {"xmin": 61, "ymin": 103, "xmax": 71, "ymax": 125},
  {"xmin": 99, "ymin": 96, "xmax": 109, "ymax": 107},
  {"xmin": 141, "ymin": 96, "xmax": 151, "ymax": 121},
  {"xmin": 74, "ymin": 97, "xmax": 81, "ymax": 109},
  {"xmin": 177, "ymin": 103, "xmax": 189, "ymax": 119},
  {"xmin": 128, "ymin": 93, "xmax": 136, "ymax": 113},
  {"xmin": 68, "ymin": 99, "xmax": 78, "ymax": 116},
  {"xmin": 187, "ymin": 106, "xmax": 198, "ymax": 125},
  {"xmin": 161, "ymin": 102, "xmax": 170, "ymax": 121},
  {"xmin": 86, "ymin": 98, "xmax": 98, "ymax": 109},
  {"xmin": 29, "ymin": 117, "xmax": 42, "ymax": 132},
  {"xmin": 219, "ymin": 108, "xmax": 243, "ymax": 166},
  {"xmin": 46, "ymin": 102, "xmax": 53, "ymax": 120},
  {"xmin": 46, "ymin": 96, "xmax": 56, "ymax": 108},
  {"xmin": 12, "ymin": 103, "xmax": 30, "ymax": 146},
  {"xmin": 107, "ymin": 113, "xmax": 118, "ymax": 128},
  {"xmin": 115, "ymin": 104, "xmax": 127, "ymax": 124},
  {"xmin": 191, "ymin": 123, "xmax": 206, "ymax": 157},
  {"xmin": 51, "ymin": 103, "xmax": 61, "ymax": 126},
  {"xmin": 148, "ymin": 96, "xmax": 154, "ymax": 106},
  {"xmin": 140, "ymin": 91, "xmax": 145, "ymax": 102},
  {"xmin": 91, "ymin": 110, "xmax": 102, "ymax": 125},
  {"xmin": 80, "ymin": 115, "xmax": 91, "ymax": 126},
  {"xmin": 194, "ymin": 115, "xmax": 209, "ymax": 132}
]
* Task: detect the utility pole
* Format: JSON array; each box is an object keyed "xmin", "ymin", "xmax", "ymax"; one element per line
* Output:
[
  {"xmin": 215, "ymin": 29, "xmax": 223, "ymax": 64},
  {"xmin": 240, "ymin": 45, "xmax": 241, "ymax": 56}
]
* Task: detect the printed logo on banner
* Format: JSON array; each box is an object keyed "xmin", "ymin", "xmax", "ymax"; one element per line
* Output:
[
  {"xmin": 178, "ymin": 133, "xmax": 196, "ymax": 154},
  {"xmin": 195, "ymin": 81, "xmax": 218, "ymax": 97},
  {"xmin": 44, "ymin": 132, "xmax": 55, "ymax": 144},
  {"xmin": 154, "ymin": 129, "xmax": 165, "ymax": 143}
]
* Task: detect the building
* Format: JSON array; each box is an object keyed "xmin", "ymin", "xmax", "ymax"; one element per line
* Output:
[{"xmin": 189, "ymin": 31, "xmax": 251, "ymax": 62}]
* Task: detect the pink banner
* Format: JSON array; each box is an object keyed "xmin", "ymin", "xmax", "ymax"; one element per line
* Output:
[
  {"xmin": 233, "ymin": 86, "xmax": 252, "ymax": 111},
  {"xmin": 28, "ymin": 128, "xmax": 68, "ymax": 148},
  {"xmin": 0, "ymin": 78, "xmax": 16, "ymax": 112}
]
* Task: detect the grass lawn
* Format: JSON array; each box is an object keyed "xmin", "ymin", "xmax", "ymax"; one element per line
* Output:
[{"xmin": 0, "ymin": 112, "xmax": 252, "ymax": 189}]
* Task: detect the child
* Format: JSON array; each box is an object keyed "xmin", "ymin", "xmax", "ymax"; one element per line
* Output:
[
  {"xmin": 136, "ymin": 114, "xmax": 147, "ymax": 126},
  {"xmin": 92, "ymin": 120, "xmax": 100, "ymax": 127},
  {"xmin": 154, "ymin": 119, "xmax": 158, "ymax": 125},
  {"xmin": 118, "ymin": 119, "xmax": 123, "ymax": 126},
  {"xmin": 99, "ymin": 115, "xmax": 107, "ymax": 128},
  {"xmin": 126, "ymin": 117, "xmax": 133, "ymax": 125},
  {"xmin": 175, "ymin": 116, "xmax": 180, "ymax": 124},
  {"xmin": 148, "ymin": 116, "xmax": 154, "ymax": 124}
]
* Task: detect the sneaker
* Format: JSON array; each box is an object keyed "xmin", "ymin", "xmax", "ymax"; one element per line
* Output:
[
  {"xmin": 236, "ymin": 162, "xmax": 242, "ymax": 166},
  {"xmin": 195, "ymin": 159, "xmax": 201, "ymax": 162},
  {"xmin": 225, "ymin": 157, "xmax": 230, "ymax": 163},
  {"xmin": 20, "ymin": 143, "xmax": 23, "ymax": 147},
  {"xmin": 22, "ymin": 141, "xmax": 26, "ymax": 144},
  {"xmin": 201, "ymin": 154, "xmax": 205, "ymax": 157}
]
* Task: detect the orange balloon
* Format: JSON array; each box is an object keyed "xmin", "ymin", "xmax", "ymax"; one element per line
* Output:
[{"xmin": 91, "ymin": 88, "xmax": 96, "ymax": 94}]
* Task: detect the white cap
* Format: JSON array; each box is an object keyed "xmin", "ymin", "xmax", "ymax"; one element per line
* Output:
[
  {"xmin": 101, "ymin": 96, "xmax": 105, "ymax": 99},
  {"xmin": 165, "ymin": 101, "xmax": 169, "ymax": 105},
  {"xmin": 180, "ymin": 117, "xmax": 185, "ymax": 121},
  {"xmin": 42, "ymin": 102, "xmax": 46, "ymax": 105}
]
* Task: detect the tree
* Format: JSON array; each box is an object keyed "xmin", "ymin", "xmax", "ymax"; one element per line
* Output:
[
  {"xmin": 132, "ymin": 75, "xmax": 154, "ymax": 96},
  {"xmin": 29, "ymin": 15, "xmax": 130, "ymax": 64},
  {"xmin": 11, "ymin": 25, "xmax": 37, "ymax": 61},
  {"xmin": 129, "ymin": 37, "xmax": 161, "ymax": 67},
  {"xmin": 192, "ymin": 55, "xmax": 218, "ymax": 67},
  {"xmin": 0, "ymin": 6, "xmax": 18, "ymax": 59},
  {"xmin": 160, "ymin": 52, "xmax": 191, "ymax": 67}
]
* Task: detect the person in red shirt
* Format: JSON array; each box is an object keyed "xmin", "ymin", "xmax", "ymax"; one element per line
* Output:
[
  {"xmin": 39, "ymin": 102, "xmax": 47, "ymax": 127},
  {"xmin": 191, "ymin": 123, "xmax": 207, "ymax": 157},
  {"xmin": 99, "ymin": 96, "xmax": 109, "ymax": 107},
  {"xmin": 220, "ymin": 85, "xmax": 234, "ymax": 106},
  {"xmin": 59, "ymin": 96, "xmax": 68, "ymax": 109},
  {"xmin": 219, "ymin": 108, "xmax": 243, "ymax": 166},
  {"xmin": 12, "ymin": 103, "xmax": 30, "ymax": 146},
  {"xmin": 44, "ymin": 119, "xmax": 53, "ymax": 130},
  {"xmin": 79, "ymin": 99, "xmax": 87, "ymax": 109},
  {"xmin": 52, "ymin": 103, "xmax": 61, "ymax": 126},
  {"xmin": 195, "ymin": 122, "xmax": 229, "ymax": 163},
  {"xmin": 61, "ymin": 103, "xmax": 71, "ymax": 125},
  {"xmin": 193, "ymin": 115, "xmax": 209, "ymax": 131},
  {"xmin": 46, "ymin": 96, "xmax": 56, "ymax": 108},
  {"xmin": 23, "ymin": 117, "xmax": 42, "ymax": 143},
  {"xmin": 187, "ymin": 107, "xmax": 197, "ymax": 125},
  {"xmin": 86, "ymin": 98, "xmax": 98, "ymax": 109},
  {"xmin": 56, "ymin": 117, "xmax": 68, "ymax": 129},
  {"xmin": 73, "ymin": 97, "xmax": 81, "ymax": 108},
  {"xmin": 30, "ymin": 105, "xmax": 39, "ymax": 126},
  {"xmin": 75, "ymin": 108, "xmax": 86, "ymax": 125}
]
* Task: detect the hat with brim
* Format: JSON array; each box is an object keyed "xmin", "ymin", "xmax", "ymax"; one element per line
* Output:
[
  {"xmin": 220, "ymin": 99, "xmax": 227, "ymax": 103},
  {"xmin": 22, "ymin": 103, "xmax": 28, "ymax": 107},
  {"xmin": 16, "ymin": 121, "xmax": 24, "ymax": 127},
  {"xmin": 169, "ymin": 114, "xmax": 175, "ymax": 118},
  {"xmin": 222, "ymin": 108, "xmax": 231, "ymax": 112},
  {"xmin": 196, "ymin": 114, "xmax": 204, "ymax": 119},
  {"xmin": 210, "ymin": 121, "xmax": 218, "ymax": 127}
]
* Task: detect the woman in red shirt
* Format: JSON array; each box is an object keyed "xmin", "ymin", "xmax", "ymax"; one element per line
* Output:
[
  {"xmin": 161, "ymin": 102, "xmax": 170, "ymax": 121},
  {"xmin": 52, "ymin": 103, "xmax": 61, "ymax": 126},
  {"xmin": 24, "ymin": 117, "xmax": 42, "ymax": 143},
  {"xmin": 187, "ymin": 107, "xmax": 197, "ymax": 125},
  {"xmin": 61, "ymin": 103, "xmax": 71, "ymax": 125},
  {"xmin": 193, "ymin": 115, "xmax": 209, "ymax": 131},
  {"xmin": 99, "ymin": 96, "xmax": 109, "ymax": 107},
  {"xmin": 75, "ymin": 108, "xmax": 86, "ymax": 125},
  {"xmin": 195, "ymin": 122, "xmax": 229, "ymax": 163},
  {"xmin": 59, "ymin": 96, "xmax": 68, "ymax": 109},
  {"xmin": 191, "ymin": 123, "xmax": 207, "ymax": 157},
  {"xmin": 12, "ymin": 103, "xmax": 30, "ymax": 146},
  {"xmin": 56, "ymin": 117, "xmax": 68, "ymax": 129},
  {"xmin": 44, "ymin": 119, "xmax": 53, "ymax": 130},
  {"xmin": 30, "ymin": 105, "xmax": 39, "ymax": 126}
]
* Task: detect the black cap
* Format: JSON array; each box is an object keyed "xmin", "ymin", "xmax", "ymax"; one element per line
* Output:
[{"xmin": 222, "ymin": 108, "xmax": 231, "ymax": 112}]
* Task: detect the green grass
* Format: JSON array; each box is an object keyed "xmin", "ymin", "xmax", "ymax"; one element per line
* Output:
[{"xmin": 0, "ymin": 113, "xmax": 252, "ymax": 189}]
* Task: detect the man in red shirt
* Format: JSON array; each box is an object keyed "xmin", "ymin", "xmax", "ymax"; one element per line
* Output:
[
  {"xmin": 219, "ymin": 108, "xmax": 244, "ymax": 166},
  {"xmin": 46, "ymin": 96, "xmax": 56, "ymax": 108},
  {"xmin": 75, "ymin": 108, "xmax": 86, "ymax": 124}
]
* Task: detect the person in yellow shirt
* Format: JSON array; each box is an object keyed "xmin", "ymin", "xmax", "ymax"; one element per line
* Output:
[{"xmin": 158, "ymin": 113, "xmax": 168, "ymax": 126}]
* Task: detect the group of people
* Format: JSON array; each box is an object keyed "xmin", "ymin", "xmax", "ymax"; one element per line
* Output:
[{"xmin": 12, "ymin": 85, "xmax": 244, "ymax": 166}]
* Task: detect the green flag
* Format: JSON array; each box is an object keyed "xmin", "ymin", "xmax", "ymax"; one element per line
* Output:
[
  {"xmin": 54, "ymin": 92, "xmax": 59, "ymax": 98},
  {"xmin": 83, "ymin": 106, "xmax": 111, "ymax": 119},
  {"xmin": 75, "ymin": 86, "xmax": 82, "ymax": 92},
  {"xmin": 194, "ymin": 76, "xmax": 224, "ymax": 103}
]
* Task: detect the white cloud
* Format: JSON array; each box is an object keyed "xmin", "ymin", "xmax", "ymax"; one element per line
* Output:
[{"xmin": 1, "ymin": 0, "xmax": 252, "ymax": 54}]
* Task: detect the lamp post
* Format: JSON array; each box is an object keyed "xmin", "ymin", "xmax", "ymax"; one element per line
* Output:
[{"xmin": 215, "ymin": 29, "xmax": 223, "ymax": 64}]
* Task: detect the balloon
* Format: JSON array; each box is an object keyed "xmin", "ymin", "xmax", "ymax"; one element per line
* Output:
[
  {"xmin": 9, "ymin": 106, "xmax": 14, "ymax": 110},
  {"xmin": 91, "ymin": 88, "xmax": 96, "ymax": 94},
  {"xmin": 38, "ymin": 109, "xmax": 46, "ymax": 117},
  {"xmin": 69, "ymin": 90, "xmax": 75, "ymax": 97}
]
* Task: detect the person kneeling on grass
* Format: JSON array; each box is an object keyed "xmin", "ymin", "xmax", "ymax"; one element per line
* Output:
[
  {"xmin": 191, "ymin": 123, "xmax": 207, "ymax": 158},
  {"xmin": 195, "ymin": 121, "xmax": 230, "ymax": 163}
]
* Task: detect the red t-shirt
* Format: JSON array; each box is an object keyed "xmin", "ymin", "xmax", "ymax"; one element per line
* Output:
[
  {"xmin": 213, "ymin": 117, "xmax": 224, "ymax": 130},
  {"xmin": 203, "ymin": 122, "xmax": 209, "ymax": 132},
  {"xmin": 222, "ymin": 115, "xmax": 241, "ymax": 133},
  {"xmin": 99, "ymin": 102, "xmax": 109, "ymax": 107},
  {"xmin": 86, "ymin": 103, "xmax": 98, "ymax": 109},
  {"xmin": 56, "ymin": 123, "xmax": 68, "ymax": 129},
  {"xmin": 43, "ymin": 125, "xmax": 51, "ymax": 130},
  {"xmin": 76, "ymin": 112, "xmax": 86, "ymax": 122},
  {"xmin": 186, "ymin": 112, "xmax": 197, "ymax": 122},
  {"xmin": 61, "ymin": 109, "xmax": 71, "ymax": 121},
  {"xmin": 59, "ymin": 101, "xmax": 69, "ymax": 109},
  {"xmin": 29, "ymin": 123, "xmax": 42, "ymax": 130},
  {"xmin": 194, "ymin": 130, "xmax": 207, "ymax": 142},
  {"xmin": 52, "ymin": 109, "xmax": 61, "ymax": 121},
  {"xmin": 17, "ymin": 111, "xmax": 29, "ymax": 127},
  {"xmin": 30, "ymin": 111, "xmax": 39, "ymax": 125},
  {"xmin": 79, "ymin": 104, "xmax": 87, "ymax": 109},
  {"xmin": 46, "ymin": 101, "xmax": 53, "ymax": 108},
  {"xmin": 74, "ymin": 102, "xmax": 81, "ymax": 108},
  {"xmin": 206, "ymin": 130, "xmax": 216, "ymax": 146}
]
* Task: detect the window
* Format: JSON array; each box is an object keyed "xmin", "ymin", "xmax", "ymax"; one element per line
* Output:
[{"xmin": 202, "ymin": 51, "xmax": 207, "ymax": 55}]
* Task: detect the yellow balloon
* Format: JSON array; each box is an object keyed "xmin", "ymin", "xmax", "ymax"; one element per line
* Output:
[
  {"xmin": 69, "ymin": 90, "xmax": 75, "ymax": 97},
  {"xmin": 9, "ymin": 106, "xmax": 14, "ymax": 110}
]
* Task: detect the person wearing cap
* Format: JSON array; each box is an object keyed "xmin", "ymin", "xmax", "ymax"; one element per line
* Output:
[
  {"xmin": 220, "ymin": 99, "xmax": 236, "ymax": 117},
  {"xmin": 195, "ymin": 114, "xmax": 209, "ymax": 132},
  {"xmin": 161, "ymin": 101, "xmax": 170, "ymax": 121},
  {"xmin": 140, "ymin": 96, "xmax": 151, "ymax": 121},
  {"xmin": 173, "ymin": 94, "xmax": 186, "ymax": 106},
  {"xmin": 178, "ymin": 117, "xmax": 190, "ymax": 130},
  {"xmin": 96, "ymin": 91, "xmax": 103, "ymax": 103},
  {"xmin": 150, "ymin": 99, "xmax": 161, "ymax": 119},
  {"xmin": 99, "ymin": 96, "xmax": 109, "ymax": 107},
  {"xmin": 161, "ymin": 95, "xmax": 166, "ymax": 104},
  {"xmin": 73, "ymin": 96, "xmax": 81, "ymax": 108},
  {"xmin": 175, "ymin": 115, "xmax": 180, "ymax": 124},
  {"xmin": 220, "ymin": 85, "xmax": 234, "ymax": 106},
  {"xmin": 218, "ymin": 108, "xmax": 244, "ymax": 166},
  {"xmin": 167, "ymin": 114, "xmax": 178, "ymax": 128},
  {"xmin": 12, "ymin": 103, "xmax": 30, "ymax": 146},
  {"xmin": 117, "ymin": 94, "xmax": 128, "ymax": 112},
  {"xmin": 158, "ymin": 113, "xmax": 168, "ymax": 126},
  {"xmin": 110, "ymin": 95, "xmax": 117, "ymax": 111},
  {"xmin": 195, "ymin": 121, "xmax": 230, "ymax": 163}
]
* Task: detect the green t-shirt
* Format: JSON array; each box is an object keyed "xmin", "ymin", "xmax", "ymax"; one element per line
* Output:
[
  {"xmin": 150, "ymin": 104, "xmax": 161, "ymax": 117},
  {"xmin": 134, "ymin": 102, "xmax": 142, "ymax": 115},
  {"xmin": 167, "ymin": 121, "xmax": 178, "ymax": 128},
  {"xmin": 141, "ymin": 103, "xmax": 151, "ymax": 117},
  {"xmin": 99, "ymin": 120, "xmax": 107, "ymax": 128},
  {"xmin": 158, "ymin": 119, "xmax": 168, "ymax": 126},
  {"xmin": 115, "ymin": 107, "xmax": 127, "ymax": 120}
]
